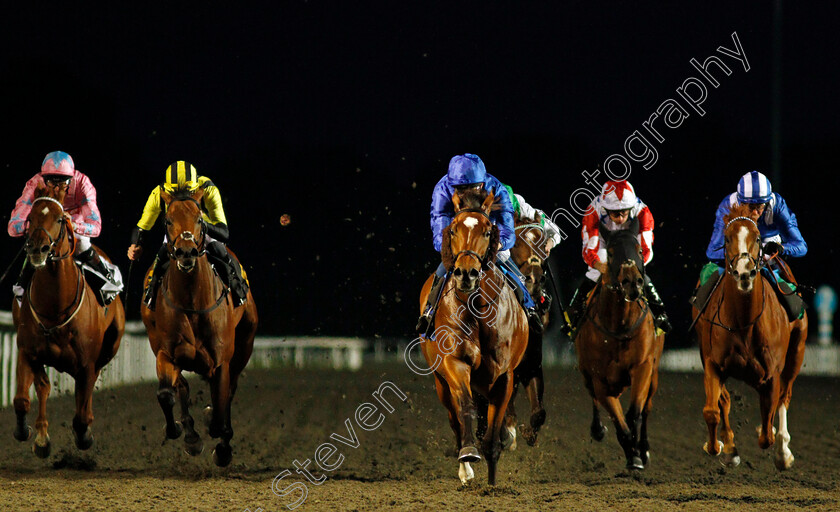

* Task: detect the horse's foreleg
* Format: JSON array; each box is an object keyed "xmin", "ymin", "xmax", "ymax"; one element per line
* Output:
[
  {"xmin": 435, "ymin": 373, "xmax": 475, "ymax": 485},
  {"xmin": 72, "ymin": 367, "xmax": 97, "ymax": 450},
  {"xmin": 31, "ymin": 365, "xmax": 51, "ymax": 457},
  {"xmin": 758, "ymin": 378, "xmax": 780, "ymax": 450},
  {"xmin": 626, "ymin": 361, "xmax": 654, "ymax": 469},
  {"xmin": 600, "ymin": 393, "xmax": 639, "ymax": 470},
  {"xmin": 482, "ymin": 371, "xmax": 514, "ymax": 486},
  {"xmin": 12, "ymin": 352, "xmax": 35, "ymax": 443},
  {"xmin": 590, "ymin": 399, "xmax": 607, "ymax": 442},
  {"xmin": 440, "ymin": 358, "xmax": 478, "ymax": 466},
  {"xmin": 209, "ymin": 363, "xmax": 233, "ymax": 467},
  {"xmin": 176, "ymin": 375, "xmax": 203, "ymax": 456},
  {"xmin": 718, "ymin": 385, "xmax": 739, "ymax": 467},
  {"xmin": 519, "ymin": 366, "xmax": 546, "ymax": 447},
  {"xmin": 774, "ymin": 403, "xmax": 794, "ymax": 470},
  {"xmin": 156, "ymin": 351, "xmax": 183, "ymax": 440},
  {"xmin": 501, "ymin": 385, "xmax": 517, "ymax": 451},
  {"xmin": 639, "ymin": 366, "xmax": 661, "ymax": 465},
  {"xmin": 702, "ymin": 363, "xmax": 723, "ymax": 457}
]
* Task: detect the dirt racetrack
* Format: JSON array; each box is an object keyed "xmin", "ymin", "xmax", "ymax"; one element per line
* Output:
[{"xmin": 1, "ymin": 357, "xmax": 840, "ymax": 511}]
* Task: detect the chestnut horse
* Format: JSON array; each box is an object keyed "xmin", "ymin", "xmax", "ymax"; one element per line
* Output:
[
  {"xmin": 142, "ymin": 188, "xmax": 258, "ymax": 467},
  {"xmin": 500, "ymin": 219, "xmax": 550, "ymax": 448},
  {"xmin": 694, "ymin": 204, "xmax": 807, "ymax": 470},
  {"xmin": 575, "ymin": 222, "xmax": 664, "ymax": 470},
  {"xmin": 12, "ymin": 186, "xmax": 125, "ymax": 457},
  {"xmin": 418, "ymin": 189, "xmax": 529, "ymax": 485}
]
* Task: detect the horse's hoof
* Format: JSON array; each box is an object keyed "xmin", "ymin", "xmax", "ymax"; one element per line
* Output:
[
  {"xmin": 74, "ymin": 430, "xmax": 94, "ymax": 451},
  {"xmin": 164, "ymin": 421, "xmax": 183, "ymax": 440},
  {"xmin": 14, "ymin": 425, "xmax": 33, "ymax": 442},
  {"xmin": 703, "ymin": 440, "xmax": 723, "ymax": 456},
  {"xmin": 626, "ymin": 456, "xmax": 644, "ymax": 470},
  {"xmin": 590, "ymin": 424, "xmax": 607, "ymax": 442},
  {"xmin": 720, "ymin": 452, "xmax": 741, "ymax": 468},
  {"xmin": 212, "ymin": 443, "xmax": 233, "ymax": 467},
  {"xmin": 458, "ymin": 461, "xmax": 475, "ymax": 485},
  {"xmin": 184, "ymin": 435, "xmax": 204, "ymax": 456},
  {"xmin": 501, "ymin": 425, "xmax": 517, "ymax": 451},
  {"xmin": 32, "ymin": 437, "xmax": 51, "ymax": 459},
  {"xmin": 519, "ymin": 424, "xmax": 538, "ymax": 447},
  {"xmin": 458, "ymin": 446, "xmax": 481, "ymax": 463},
  {"xmin": 774, "ymin": 453, "xmax": 794, "ymax": 471},
  {"xmin": 641, "ymin": 450, "xmax": 651, "ymax": 465}
]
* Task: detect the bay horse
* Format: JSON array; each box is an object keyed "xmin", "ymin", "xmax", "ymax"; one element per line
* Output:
[
  {"xmin": 575, "ymin": 221, "xmax": 664, "ymax": 470},
  {"xmin": 499, "ymin": 218, "xmax": 550, "ymax": 448},
  {"xmin": 12, "ymin": 185, "xmax": 125, "ymax": 457},
  {"xmin": 141, "ymin": 188, "xmax": 258, "ymax": 467},
  {"xmin": 418, "ymin": 189, "xmax": 529, "ymax": 485},
  {"xmin": 694, "ymin": 204, "xmax": 807, "ymax": 470}
]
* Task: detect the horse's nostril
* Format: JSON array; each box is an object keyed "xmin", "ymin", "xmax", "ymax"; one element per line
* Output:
[
  {"xmin": 189, "ymin": 248, "xmax": 198, "ymax": 258},
  {"xmin": 749, "ymin": 269, "xmax": 757, "ymax": 277},
  {"xmin": 40, "ymin": 246, "xmax": 49, "ymax": 254},
  {"xmin": 468, "ymin": 269, "xmax": 479, "ymax": 279},
  {"xmin": 453, "ymin": 268, "xmax": 462, "ymax": 277}
]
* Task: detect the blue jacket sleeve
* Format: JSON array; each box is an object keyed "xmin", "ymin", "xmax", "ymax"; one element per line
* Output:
[
  {"xmin": 705, "ymin": 197, "xmax": 729, "ymax": 262},
  {"xmin": 773, "ymin": 195, "xmax": 807, "ymax": 257},
  {"xmin": 486, "ymin": 176, "xmax": 516, "ymax": 251},
  {"xmin": 430, "ymin": 178, "xmax": 454, "ymax": 252}
]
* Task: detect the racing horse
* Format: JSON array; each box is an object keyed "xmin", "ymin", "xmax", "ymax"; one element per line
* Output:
[
  {"xmin": 499, "ymin": 218, "xmax": 550, "ymax": 448},
  {"xmin": 694, "ymin": 204, "xmax": 807, "ymax": 470},
  {"xmin": 418, "ymin": 189, "xmax": 529, "ymax": 485},
  {"xmin": 12, "ymin": 185, "xmax": 125, "ymax": 457},
  {"xmin": 142, "ymin": 187, "xmax": 258, "ymax": 467},
  {"xmin": 574, "ymin": 221, "xmax": 664, "ymax": 470}
]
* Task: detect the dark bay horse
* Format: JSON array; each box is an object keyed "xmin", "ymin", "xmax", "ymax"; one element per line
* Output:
[
  {"xmin": 12, "ymin": 186, "xmax": 125, "ymax": 457},
  {"xmin": 141, "ymin": 188, "xmax": 258, "ymax": 467},
  {"xmin": 418, "ymin": 189, "xmax": 529, "ymax": 485},
  {"xmin": 575, "ymin": 222, "xmax": 664, "ymax": 470},
  {"xmin": 694, "ymin": 204, "xmax": 807, "ymax": 470},
  {"xmin": 500, "ymin": 218, "xmax": 550, "ymax": 448}
]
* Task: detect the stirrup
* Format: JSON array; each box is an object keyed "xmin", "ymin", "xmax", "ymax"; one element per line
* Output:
[
  {"xmin": 527, "ymin": 307, "xmax": 544, "ymax": 334},
  {"xmin": 416, "ymin": 310, "xmax": 433, "ymax": 334}
]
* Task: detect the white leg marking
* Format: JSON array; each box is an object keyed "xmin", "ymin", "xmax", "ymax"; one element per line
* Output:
[
  {"xmin": 504, "ymin": 424, "xmax": 517, "ymax": 451},
  {"xmin": 775, "ymin": 404, "xmax": 794, "ymax": 470},
  {"xmin": 458, "ymin": 461, "xmax": 475, "ymax": 485}
]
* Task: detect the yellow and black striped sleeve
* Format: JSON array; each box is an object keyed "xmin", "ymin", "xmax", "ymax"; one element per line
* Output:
[
  {"xmin": 136, "ymin": 186, "xmax": 164, "ymax": 231},
  {"xmin": 199, "ymin": 178, "xmax": 227, "ymax": 226}
]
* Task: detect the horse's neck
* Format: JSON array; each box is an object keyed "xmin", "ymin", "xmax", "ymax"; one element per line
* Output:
[
  {"xmin": 720, "ymin": 274, "xmax": 764, "ymax": 327},
  {"xmin": 596, "ymin": 284, "xmax": 636, "ymax": 330},
  {"xmin": 31, "ymin": 257, "xmax": 79, "ymax": 313},
  {"xmin": 166, "ymin": 257, "xmax": 217, "ymax": 305}
]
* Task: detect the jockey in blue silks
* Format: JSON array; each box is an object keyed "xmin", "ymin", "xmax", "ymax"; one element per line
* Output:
[
  {"xmin": 693, "ymin": 170, "xmax": 807, "ymax": 308},
  {"xmin": 416, "ymin": 153, "xmax": 543, "ymax": 334}
]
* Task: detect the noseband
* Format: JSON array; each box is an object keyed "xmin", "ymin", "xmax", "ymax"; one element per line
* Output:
[
  {"xmin": 25, "ymin": 197, "xmax": 76, "ymax": 262},
  {"xmin": 166, "ymin": 197, "xmax": 207, "ymax": 259},
  {"xmin": 724, "ymin": 216, "xmax": 764, "ymax": 276}
]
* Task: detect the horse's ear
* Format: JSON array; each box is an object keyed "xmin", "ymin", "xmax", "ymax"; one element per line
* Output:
[
  {"xmin": 33, "ymin": 183, "xmax": 47, "ymax": 199},
  {"xmin": 626, "ymin": 216, "xmax": 640, "ymax": 234},
  {"xmin": 160, "ymin": 188, "xmax": 173, "ymax": 206},
  {"xmin": 440, "ymin": 224, "xmax": 455, "ymax": 271},
  {"xmin": 481, "ymin": 192, "xmax": 495, "ymax": 214},
  {"xmin": 452, "ymin": 192, "xmax": 462, "ymax": 213},
  {"xmin": 192, "ymin": 187, "xmax": 205, "ymax": 203}
]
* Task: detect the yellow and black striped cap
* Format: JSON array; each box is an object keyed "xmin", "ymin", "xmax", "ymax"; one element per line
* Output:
[{"xmin": 163, "ymin": 161, "xmax": 199, "ymax": 192}]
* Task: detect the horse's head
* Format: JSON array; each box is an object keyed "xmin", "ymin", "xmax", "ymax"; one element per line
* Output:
[
  {"xmin": 161, "ymin": 188, "xmax": 206, "ymax": 273},
  {"xmin": 601, "ymin": 219, "xmax": 645, "ymax": 302},
  {"xmin": 441, "ymin": 189, "xmax": 499, "ymax": 293},
  {"xmin": 723, "ymin": 204, "xmax": 763, "ymax": 293},
  {"xmin": 24, "ymin": 184, "xmax": 73, "ymax": 268},
  {"xmin": 511, "ymin": 223, "xmax": 546, "ymax": 298}
]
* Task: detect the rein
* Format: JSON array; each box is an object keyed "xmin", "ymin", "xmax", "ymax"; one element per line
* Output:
[
  {"xmin": 587, "ymin": 289, "xmax": 651, "ymax": 341},
  {"xmin": 26, "ymin": 263, "xmax": 87, "ymax": 335},
  {"xmin": 451, "ymin": 208, "xmax": 492, "ymax": 267},
  {"xmin": 25, "ymin": 197, "xmax": 77, "ymax": 262}
]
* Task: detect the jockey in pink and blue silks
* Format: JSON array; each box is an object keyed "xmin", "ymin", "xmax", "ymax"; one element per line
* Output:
[
  {"xmin": 7, "ymin": 151, "xmax": 112, "ymax": 297},
  {"xmin": 416, "ymin": 153, "xmax": 543, "ymax": 334}
]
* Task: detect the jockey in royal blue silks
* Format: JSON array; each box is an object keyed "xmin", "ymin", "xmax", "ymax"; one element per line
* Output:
[
  {"xmin": 692, "ymin": 170, "xmax": 808, "ymax": 310},
  {"xmin": 415, "ymin": 153, "xmax": 544, "ymax": 334}
]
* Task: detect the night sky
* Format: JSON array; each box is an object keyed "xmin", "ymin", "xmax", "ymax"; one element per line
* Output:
[{"xmin": 1, "ymin": 2, "xmax": 838, "ymax": 343}]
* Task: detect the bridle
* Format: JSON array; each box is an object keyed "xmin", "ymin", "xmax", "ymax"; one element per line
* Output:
[
  {"xmin": 724, "ymin": 216, "xmax": 765, "ymax": 277},
  {"xmin": 165, "ymin": 197, "xmax": 207, "ymax": 261},
  {"xmin": 24, "ymin": 197, "xmax": 77, "ymax": 262},
  {"xmin": 451, "ymin": 208, "xmax": 492, "ymax": 266}
]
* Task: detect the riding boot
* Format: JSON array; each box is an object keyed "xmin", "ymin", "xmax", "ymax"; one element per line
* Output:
[
  {"xmin": 644, "ymin": 280, "xmax": 672, "ymax": 333},
  {"xmin": 562, "ymin": 278, "xmax": 597, "ymax": 335},
  {"xmin": 143, "ymin": 256, "xmax": 165, "ymax": 311},
  {"xmin": 78, "ymin": 247, "xmax": 112, "ymax": 281},
  {"xmin": 12, "ymin": 258, "xmax": 34, "ymax": 298},
  {"xmin": 223, "ymin": 255, "xmax": 249, "ymax": 307},
  {"xmin": 416, "ymin": 273, "xmax": 445, "ymax": 334}
]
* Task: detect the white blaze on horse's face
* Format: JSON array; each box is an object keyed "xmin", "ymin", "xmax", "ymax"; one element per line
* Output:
[
  {"xmin": 462, "ymin": 217, "xmax": 479, "ymax": 230},
  {"xmin": 733, "ymin": 225, "xmax": 758, "ymax": 292}
]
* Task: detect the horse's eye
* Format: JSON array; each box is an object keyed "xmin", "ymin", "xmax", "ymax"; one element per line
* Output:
[
  {"xmin": 449, "ymin": 229, "xmax": 455, "ymax": 236},
  {"xmin": 483, "ymin": 231, "xmax": 491, "ymax": 238}
]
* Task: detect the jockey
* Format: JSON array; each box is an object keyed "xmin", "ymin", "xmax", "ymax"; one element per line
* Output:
[
  {"xmin": 8, "ymin": 151, "xmax": 113, "ymax": 297},
  {"xmin": 126, "ymin": 161, "xmax": 249, "ymax": 309},
  {"xmin": 694, "ymin": 170, "xmax": 807, "ymax": 304},
  {"xmin": 705, "ymin": 170, "xmax": 807, "ymax": 263},
  {"xmin": 416, "ymin": 153, "xmax": 543, "ymax": 334},
  {"xmin": 563, "ymin": 180, "xmax": 672, "ymax": 334},
  {"xmin": 503, "ymin": 183, "xmax": 562, "ymax": 312}
]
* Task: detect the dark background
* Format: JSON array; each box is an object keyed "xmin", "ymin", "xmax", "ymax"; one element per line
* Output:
[{"xmin": 1, "ymin": 2, "xmax": 837, "ymax": 344}]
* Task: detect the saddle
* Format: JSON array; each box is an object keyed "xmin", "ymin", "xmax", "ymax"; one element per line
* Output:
[{"xmin": 79, "ymin": 257, "xmax": 123, "ymax": 307}]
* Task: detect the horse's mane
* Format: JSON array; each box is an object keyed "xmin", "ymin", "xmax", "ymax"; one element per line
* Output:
[
  {"xmin": 723, "ymin": 204, "xmax": 754, "ymax": 225},
  {"xmin": 440, "ymin": 188, "xmax": 500, "ymax": 271}
]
